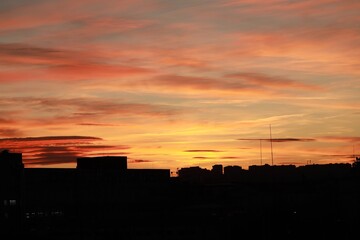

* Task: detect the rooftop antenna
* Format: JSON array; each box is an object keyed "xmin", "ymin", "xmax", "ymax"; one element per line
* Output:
[
  {"xmin": 259, "ymin": 139, "xmax": 263, "ymax": 165},
  {"xmin": 269, "ymin": 124, "xmax": 274, "ymax": 166}
]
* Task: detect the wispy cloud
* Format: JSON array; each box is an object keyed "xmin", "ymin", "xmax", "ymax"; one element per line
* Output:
[
  {"xmin": 220, "ymin": 156, "xmax": 241, "ymax": 159},
  {"xmin": 0, "ymin": 42, "xmax": 154, "ymax": 83},
  {"xmin": 128, "ymin": 159, "xmax": 154, "ymax": 163},
  {"xmin": 0, "ymin": 136, "xmax": 102, "ymax": 142},
  {"xmin": 184, "ymin": 150, "xmax": 223, "ymax": 153},
  {"xmin": 0, "ymin": 97, "xmax": 180, "ymax": 121},
  {"xmin": 0, "ymin": 128, "xmax": 24, "ymax": 137},
  {"xmin": 237, "ymin": 138, "xmax": 315, "ymax": 142},
  {"xmin": 319, "ymin": 136, "xmax": 360, "ymax": 143},
  {"xmin": 76, "ymin": 123, "xmax": 119, "ymax": 126},
  {"xmin": 0, "ymin": 135, "xmax": 129, "ymax": 166},
  {"xmin": 0, "ymin": 0, "xmax": 150, "ymax": 32},
  {"xmin": 226, "ymin": 72, "xmax": 321, "ymax": 90},
  {"xmin": 193, "ymin": 156, "xmax": 214, "ymax": 159}
]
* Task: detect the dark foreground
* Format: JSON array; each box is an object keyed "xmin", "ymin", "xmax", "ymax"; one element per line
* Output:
[{"xmin": 2, "ymin": 151, "xmax": 360, "ymax": 239}]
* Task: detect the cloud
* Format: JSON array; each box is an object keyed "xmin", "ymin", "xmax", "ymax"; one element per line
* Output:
[
  {"xmin": 0, "ymin": 43, "xmax": 68, "ymax": 60},
  {"xmin": 0, "ymin": 97, "xmax": 180, "ymax": 124},
  {"xmin": 77, "ymin": 123, "xmax": 118, "ymax": 126},
  {"xmin": 184, "ymin": 149, "xmax": 223, "ymax": 152},
  {"xmin": 117, "ymin": 74, "xmax": 278, "ymax": 97},
  {"xmin": 220, "ymin": 156, "xmax": 241, "ymax": 159},
  {"xmin": 319, "ymin": 136, "xmax": 360, "ymax": 143},
  {"xmin": 0, "ymin": 128, "xmax": 23, "ymax": 137},
  {"xmin": 0, "ymin": 43, "xmax": 92, "ymax": 68},
  {"xmin": 321, "ymin": 154, "xmax": 356, "ymax": 159},
  {"xmin": 0, "ymin": 135, "xmax": 129, "ymax": 166},
  {"xmin": 0, "ymin": 62, "xmax": 153, "ymax": 83},
  {"xmin": 0, "ymin": 135, "xmax": 102, "ymax": 142},
  {"xmin": 150, "ymin": 74, "xmax": 260, "ymax": 92},
  {"xmin": 0, "ymin": 43, "xmax": 154, "ymax": 82},
  {"xmin": 128, "ymin": 159, "xmax": 154, "ymax": 163},
  {"xmin": 104, "ymin": 72, "xmax": 324, "ymax": 98},
  {"xmin": 224, "ymin": 0, "xmax": 360, "ymax": 16},
  {"xmin": 193, "ymin": 156, "xmax": 214, "ymax": 159},
  {"xmin": 226, "ymin": 72, "xmax": 321, "ymax": 90},
  {"xmin": 47, "ymin": 63, "xmax": 153, "ymax": 80},
  {"xmin": 237, "ymin": 138, "xmax": 316, "ymax": 142},
  {"xmin": 84, "ymin": 152, "xmax": 130, "ymax": 157},
  {"xmin": 0, "ymin": 0, "xmax": 151, "ymax": 32}
]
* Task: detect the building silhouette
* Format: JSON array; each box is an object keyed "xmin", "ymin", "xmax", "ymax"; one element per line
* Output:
[{"xmin": 1, "ymin": 149, "xmax": 360, "ymax": 239}]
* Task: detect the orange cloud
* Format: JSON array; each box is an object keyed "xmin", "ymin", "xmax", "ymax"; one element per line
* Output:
[
  {"xmin": 238, "ymin": 138, "xmax": 316, "ymax": 142},
  {"xmin": 129, "ymin": 74, "xmax": 274, "ymax": 97},
  {"xmin": 128, "ymin": 159, "xmax": 154, "ymax": 163},
  {"xmin": 47, "ymin": 63, "xmax": 153, "ymax": 80},
  {"xmin": 184, "ymin": 150, "xmax": 223, "ymax": 153},
  {"xmin": 319, "ymin": 136, "xmax": 360, "ymax": 143},
  {"xmin": 0, "ymin": 128, "xmax": 23, "ymax": 137}
]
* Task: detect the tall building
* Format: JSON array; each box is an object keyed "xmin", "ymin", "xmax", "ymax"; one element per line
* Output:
[
  {"xmin": 0, "ymin": 150, "xmax": 24, "ymax": 233},
  {"xmin": 211, "ymin": 164, "xmax": 223, "ymax": 176}
]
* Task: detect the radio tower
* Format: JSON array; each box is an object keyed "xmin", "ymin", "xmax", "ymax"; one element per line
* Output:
[
  {"xmin": 259, "ymin": 139, "xmax": 263, "ymax": 165},
  {"xmin": 269, "ymin": 124, "xmax": 274, "ymax": 166}
]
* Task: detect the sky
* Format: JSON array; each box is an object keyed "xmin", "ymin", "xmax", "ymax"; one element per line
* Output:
[{"xmin": 0, "ymin": 0, "xmax": 359, "ymax": 174}]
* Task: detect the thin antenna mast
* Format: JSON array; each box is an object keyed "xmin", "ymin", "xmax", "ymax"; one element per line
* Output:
[
  {"xmin": 259, "ymin": 139, "xmax": 263, "ymax": 165},
  {"xmin": 269, "ymin": 124, "xmax": 274, "ymax": 166}
]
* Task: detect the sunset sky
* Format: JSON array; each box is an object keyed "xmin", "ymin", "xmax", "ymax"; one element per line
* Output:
[{"xmin": 1, "ymin": 0, "xmax": 359, "ymax": 174}]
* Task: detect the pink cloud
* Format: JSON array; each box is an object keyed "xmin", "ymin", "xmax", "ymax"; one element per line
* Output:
[
  {"xmin": 226, "ymin": 72, "xmax": 321, "ymax": 90},
  {"xmin": 0, "ymin": 44, "xmax": 154, "ymax": 82}
]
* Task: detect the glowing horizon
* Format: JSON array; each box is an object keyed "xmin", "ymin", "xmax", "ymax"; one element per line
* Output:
[{"xmin": 1, "ymin": 0, "xmax": 359, "ymax": 173}]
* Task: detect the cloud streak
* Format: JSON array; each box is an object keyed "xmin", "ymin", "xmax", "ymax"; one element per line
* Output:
[
  {"xmin": 184, "ymin": 150, "xmax": 223, "ymax": 153},
  {"xmin": 319, "ymin": 136, "xmax": 360, "ymax": 143},
  {"xmin": 226, "ymin": 72, "xmax": 321, "ymax": 90},
  {"xmin": 0, "ymin": 128, "xmax": 23, "ymax": 137},
  {"xmin": 0, "ymin": 135, "xmax": 129, "ymax": 166},
  {"xmin": 237, "ymin": 138, "xmax": 316, "ymax": 142},
  {"xmin": 0, "ymin": 97, "xmax": 180, "ymax": 123}
]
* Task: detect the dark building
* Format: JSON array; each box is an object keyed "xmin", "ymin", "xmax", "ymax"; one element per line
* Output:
[
  {"xmin": 211, "ymin": 164, "xmax": 223, "ymax": 176},
  {"xmin": 0, "ymin": 150, "xmax": 24, "ymax": 234},
  {"xmin": 2, "ymin": 150, "xmax": 360, "ymax": 239},
  {"xmin": 177, "ymin": 166, "xmax": 211, "ymax": 183},
  {"xmin": 224, "ymin": 165, "xmax": 245, "ymax": 182},
  {"xmin": 77, "ymin": 156, "xmax": 127, "ymax": 171},
  {"xmin": 1, "ymin": 151, "xmax": 171, "ymax": 238}
]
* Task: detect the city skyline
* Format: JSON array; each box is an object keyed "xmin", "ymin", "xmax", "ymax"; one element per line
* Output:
[{"xmin": 1, "ymin": 0, "xmax": 360, "ymax": 173}]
